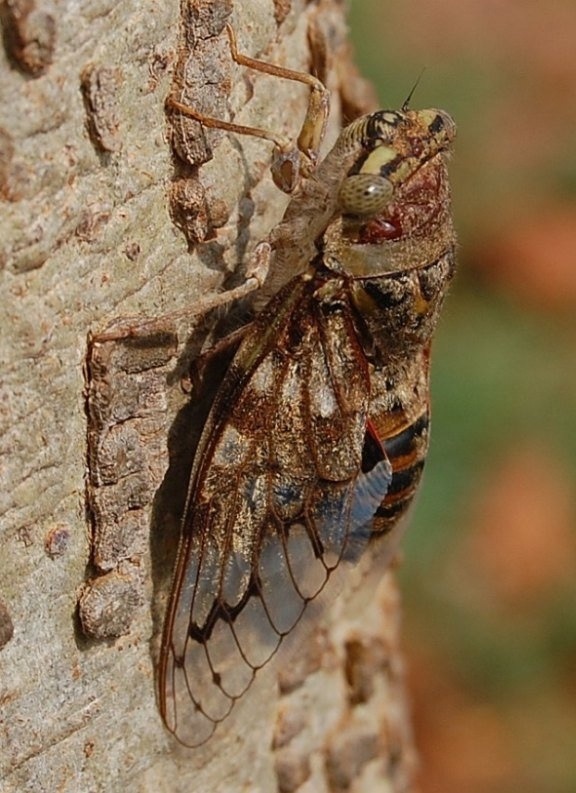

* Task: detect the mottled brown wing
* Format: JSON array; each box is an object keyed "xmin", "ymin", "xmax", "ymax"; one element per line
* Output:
[{"xmin": 158, "ymin": 273, "xmax": 392, "ymax": 747}]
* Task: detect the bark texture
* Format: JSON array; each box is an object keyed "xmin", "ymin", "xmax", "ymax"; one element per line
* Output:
[{"xmin": 0, "ymin": 1, "xmax": 417, "ymax": 790}]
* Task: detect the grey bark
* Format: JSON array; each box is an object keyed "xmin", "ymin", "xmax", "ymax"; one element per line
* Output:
[{"xmin": 0, "ymin": 1, "xmax": 416, "ymax": 790}]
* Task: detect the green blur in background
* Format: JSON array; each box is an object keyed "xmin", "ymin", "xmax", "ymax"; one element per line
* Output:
[{"xmin": 349, "ymin": 2, "xmax": 576, "ymax": 792}]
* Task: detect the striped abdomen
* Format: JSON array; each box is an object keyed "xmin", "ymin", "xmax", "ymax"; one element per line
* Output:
[{"xmin": 366, "ymin": 389, "xmax": 431, "ymax": 536}]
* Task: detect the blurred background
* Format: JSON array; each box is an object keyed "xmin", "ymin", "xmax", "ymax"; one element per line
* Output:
[{"xmin": 349, "ymin": 2, "xmax": 576, "ymax": 792}]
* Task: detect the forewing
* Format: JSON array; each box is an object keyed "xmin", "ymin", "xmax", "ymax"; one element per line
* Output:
[{"xmin": 159, "ymin": 276, "xmax": 392, "ymax": 747}]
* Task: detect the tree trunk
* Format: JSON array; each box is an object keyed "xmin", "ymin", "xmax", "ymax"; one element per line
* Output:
[{"xmin": 0, "ymin": 1, "xmax": 417, "ymax": 790}]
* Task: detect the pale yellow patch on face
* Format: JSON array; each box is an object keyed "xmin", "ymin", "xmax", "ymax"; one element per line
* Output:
[{"xmin": 359, "ymin": 145, "xmax": 397, "ymax": 175}]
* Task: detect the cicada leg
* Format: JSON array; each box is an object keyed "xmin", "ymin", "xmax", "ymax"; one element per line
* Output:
[{"xmin": 166, "ymin": 23, "xmax": 330, "ymax": 194}]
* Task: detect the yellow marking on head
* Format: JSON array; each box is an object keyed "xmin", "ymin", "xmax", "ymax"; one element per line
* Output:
[
  {"xmin": 359, "ymin": 145, "xmax": 397, "ymax": 175},
  {"xmin": 418, "ymin": 109, "xmax": 440, "ymax": 127}
]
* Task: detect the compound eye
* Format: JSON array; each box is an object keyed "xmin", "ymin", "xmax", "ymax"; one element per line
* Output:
[{"xmin": 339, "ymin": 174, "xmax": 394, "ymax": 216}]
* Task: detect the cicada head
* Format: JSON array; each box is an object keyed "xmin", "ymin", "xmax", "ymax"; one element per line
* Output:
[{"xmin": 323, "ymin": 108, "xmax": 456, "ymax": 279}]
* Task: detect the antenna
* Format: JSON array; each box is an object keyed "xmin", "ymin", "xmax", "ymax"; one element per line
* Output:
[{"xmin": 402, "ymin": 68, "xmax": 427, "ymax": 111}]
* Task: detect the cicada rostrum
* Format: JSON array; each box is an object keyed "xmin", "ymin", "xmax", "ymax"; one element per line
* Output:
[{"xmin": 159, "ymin": 24, "xmax": 456, "ymax": 747}]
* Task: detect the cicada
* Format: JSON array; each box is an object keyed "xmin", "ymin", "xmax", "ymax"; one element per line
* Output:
[{"xmin": 159, "ymin": 24, "xmax": 456, "ymax": 747}]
